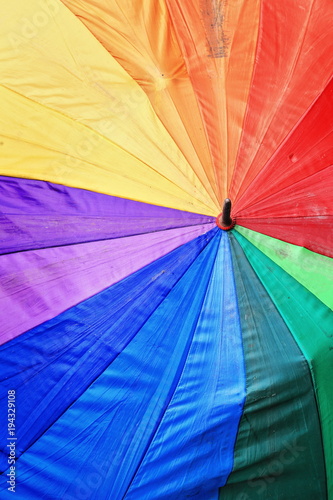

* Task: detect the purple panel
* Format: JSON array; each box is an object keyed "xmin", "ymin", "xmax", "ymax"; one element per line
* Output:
[
  {"xmin": 0, "ymin": 224, "xmax": 215, "ymax": 344},
  {"xmin": 0, "ymin": 176, "xmax": 215, "ymax": 253}
]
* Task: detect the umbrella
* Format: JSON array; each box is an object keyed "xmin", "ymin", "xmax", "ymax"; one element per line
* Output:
[{"xmin": 0, "ymin": 0, "xmax": 332, "ymax": 499}]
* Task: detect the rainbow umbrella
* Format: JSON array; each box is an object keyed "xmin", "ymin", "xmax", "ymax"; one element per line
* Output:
[{"xmin": 0, "ymin": 0, "xmax": 332, "ymax": 498}]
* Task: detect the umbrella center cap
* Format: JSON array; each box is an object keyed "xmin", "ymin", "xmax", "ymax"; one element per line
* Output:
[{"xmin": 216, "ymin": 198, "xmax": 236, "ymax": 231}]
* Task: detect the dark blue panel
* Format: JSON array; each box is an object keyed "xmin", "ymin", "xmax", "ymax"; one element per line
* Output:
[
  {"xmin": 0, "ymin": 231, "xmax": 222, "ymax": 499},
  {"xmin": 0, "ymin": 228, "xmax": 218, "ymax": 473},
  {"xmin": 126, "ymin": 231, "xmax": 246, "ymax": 499}
]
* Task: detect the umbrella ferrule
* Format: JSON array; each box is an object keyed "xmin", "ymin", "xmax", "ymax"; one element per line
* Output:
[
  {"xmin": 216, "ymin": 198, "xmax": 236, "ymax": 231},
  {"xmin": 222, "ymin": 198, "xmax": 232, "ymax": 226}
]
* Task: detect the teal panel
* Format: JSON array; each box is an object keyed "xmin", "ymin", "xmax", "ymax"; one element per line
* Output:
[{"xmin": 219, "ymin": 232, "xmax": 327, "ymax": 499}]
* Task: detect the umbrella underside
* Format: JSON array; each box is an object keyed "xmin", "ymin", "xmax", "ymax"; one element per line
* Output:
[{"xmin": 0, "ymin": 0, "xmax": 332, "ymax": 499}]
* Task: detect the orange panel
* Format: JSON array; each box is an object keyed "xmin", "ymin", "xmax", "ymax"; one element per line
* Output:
[
  {"xmin": 61, "ymin": 0, "xmax": 220, "ymax": 207},
  {"xmin": 165, "ymin": 0, "xmax": 260, "ymax": 201},
  {"xmin": 61, "ymin": 0, "xmax": 259, "ymax": 207}
]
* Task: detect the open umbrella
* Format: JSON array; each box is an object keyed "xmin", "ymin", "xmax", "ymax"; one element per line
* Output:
[{"xmin": 0, "ymin": 0, "xmax": 332, "ymax": 499}]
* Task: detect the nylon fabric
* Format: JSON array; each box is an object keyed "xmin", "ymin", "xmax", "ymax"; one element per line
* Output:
[
  {"xmin": 220, "ymin": 233, "xmax": 327, "ymax": 499},
  {"xmin": 236, "ymin": 165, "xmax": 333, "ymax": 220},
  {"xmin": 0, "ymin": 176, "xmax": 214, "ymax": 254},
  {"xmin": 234, "ymin": 231, "xmax": 333, "ymax": 498},
  {"xmin": 234, "ymin": 76, "xmax": 333, "ymax": 217},
  {"xmin": 0, "ymin": 225, "xmax": 215, "ymax": 343},
  {"xmin": 0, "ymin": 231, "xmax": 221, "ymax": 499},
  {"xmin": 60, "ymin": 0, "xmax": 220, "ymax": 207},
  {"xmin": 0, "ymin": 0, "xmax": 218, "ymax": 214},
  {"xmin": 235, "ymin": 165, "xmax": 333, "ymax": 257},
  {"xmin": 237, "ymin": 217, "xmax": 333, "ymax": 259},
  {"xmin": 235, "ymin": 167, "xmax": 333, "ymax": 257},
  {"xmin": 0, "ymin": 1, "xmax": 332, "ymax": 498},
  {"xmin": 230, "ymin": 0, "xmax": 333, "ymax": 203},
  {"xmin": 0, "ymin": 229, "xmax": 217, "ymax": 475},
  {"xmin": 0, "ymin": 86, "xmax": 214, "ymax": 215},
  {"xmin": 126, "ymin": 232, "xmax": 245, "ymax": 499},
  {"xmin": 236, "ymin": 226, "xmax": 333, "ymax": 310},
  {"xmin": 165, "ymin": 0, "xmax": 260, "ymax": 199}
]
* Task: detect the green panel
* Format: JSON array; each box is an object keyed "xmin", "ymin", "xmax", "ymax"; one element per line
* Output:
[
  {"xmin": 234, "ymin": 230, "xmax": 333, "ymax": 499},
  {"xmin": 219, "ymin": 233, "xmax": 327, "ymax": 499},
  {"xmin": 236, "ymin": 226, "xmax": 333, "ymax": 309}
]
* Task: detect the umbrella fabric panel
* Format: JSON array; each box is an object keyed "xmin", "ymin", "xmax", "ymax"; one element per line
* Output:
[
  {"xmin": 236, "ymin": 165, "xmax": 333, "ymax": 259},
  {"xmin": 236, "ymin": 166, "xmax": 333, "ymax": 259},
  {"xmin": 236, "ymin": 227, "xmax": 333, "ymax": 310},
  {"xmin": 0, "ymin": 231, "xmax": 222, "ymax": 499},
  {"xmin": 0, "ymin": 0, "xmax": 219, "ymax": 216},
  {"xmin": 234, "ymin": 77, "xmax": 333, "ymax": 216},
  {"xmin": 235, "ymin": 231, "xmax": 333, "ymax": 498},
  {"xmin": 164, "ymin": 0, "xmax": 260, "ymax": 199},
  {"xmin": 0, "ymin": 229, "xmax": 217, "ymax": 475},
  {"xmin": 0, "ymin": 0, "xmax": 217, "ymax": 212},
  {"xmin": 236, "ymin": 166, "xmax": 333, "ymax": 221},
  {"xmin": 126, "ymin": 232, "xmax": 245, "ymax": 499},
  {"xmin": 0, "ymin": 224, "xmax": 215, "ymax": 343},
  {"xmin": 0, "ymin": 176, "xmax": 214, "ymax": 254},
  {"xmin": 230, "ymin": 0, "xmax": 333, "ymax": 203},
  {"xmin": 0, "ymin": 86, "xmax": 215, "ymax": 216},
  {"xmin": 0, "ymin": 1, "xmax": 331, "ymax": 498},
  {"xmin": 220, "ymin": 233, "xmax": 327, "ymax": 498},
  {"xmin": 60, "ymin": 0, "xmax": 220, "ymax": 207},
  {"xmin": 236, "ymin": 216, "xmax": 333, "ymax": 260}
]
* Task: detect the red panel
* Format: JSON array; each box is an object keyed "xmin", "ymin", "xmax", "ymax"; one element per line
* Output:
[
  {"xmin": 235, "ymin": 165, "xmax": 333, "ymax": 257},
  {"xmin": 237, "ymin": 217, "xmax": 333, "ymax": 259},
  {"xmin": 236, "ymin": 165, "xmax": 333, "ymax": 218},
  {"xmin": 230, "ymin": 0, "xmax": 333, "ymax": 207},
  {"xmin": 233, "ymin": 75, "xmax": 333, "ymax": 222}
]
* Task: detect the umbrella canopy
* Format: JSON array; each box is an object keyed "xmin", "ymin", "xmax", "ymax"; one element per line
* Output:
[{"xmin": 0, "ymin": 1, "xmax": 332, "ymax": 499}]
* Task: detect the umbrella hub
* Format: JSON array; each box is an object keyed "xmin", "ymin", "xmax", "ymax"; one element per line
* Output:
[{"xmin": 216, "ymin": 198, "xmax": 236, "ymax": 231}]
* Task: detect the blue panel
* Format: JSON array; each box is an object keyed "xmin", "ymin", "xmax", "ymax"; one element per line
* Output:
[
  {"xmin": 1, "ymin": 231, "xmax": 224, "ymax": 499},
  {"xmin": 0, "ymin": 228, "xmax": 218, "ymax": 473},
  {"xmin": 126, "ymin": 231, "xmax": 246, "ymax": 499}
]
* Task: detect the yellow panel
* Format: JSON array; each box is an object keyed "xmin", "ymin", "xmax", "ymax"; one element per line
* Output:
[
  {"xmin": 61, "ymin": 0, "xmax": 220, "ymax": 208},
  {"xmin": 0, "ymin": 0, "xmax": 218, "ymax": 214},
  {"xmin": 0, "ymin": 86, "xmax": 215, "ymax": 215}
]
